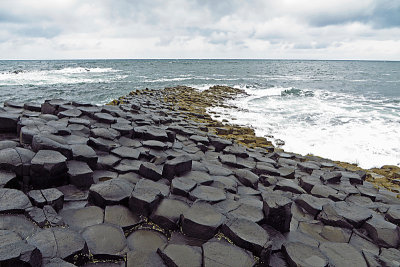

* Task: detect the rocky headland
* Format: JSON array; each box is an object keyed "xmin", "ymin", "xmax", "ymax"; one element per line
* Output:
[{"xmin": 0, "ymin": 85, "xmax": 399, "ymax": 266}]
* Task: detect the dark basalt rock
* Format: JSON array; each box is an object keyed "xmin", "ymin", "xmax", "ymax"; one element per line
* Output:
[
  {"xmin": 386, "ymin": 205, "xmax": 400, "ymax": 225},
  {"xmin": 283, "ymin": 242, "xmax": 329, "ymax": 267},
  {"xmin": 0, "ymin": 214, "xmax": 40, "ymax": 239},
  {"xmin": 29, "ymin": 150, "xmax": 68, "ymax": 187},
  {"xmin": 26, "ymin": 205, "xmax": 64, "ymax": 227},
  {"xmin": 320, "ymin": 171, "xmax": 342, "ymax": 184},
  {"xmin": 189, "ymin": 185, "xmax": 226, "ymax": 203},
  {"xmin": 59, "ymin": 206, "xmax": 104, "ymax": 231},
  {"xmin": 262, "ymin": 191, "xmax": 293, "ymax": 232},
  {"xmin": 89, "ymin": 178, "xmax": 134, "ymax": 208},
  {"xmin": 363, "ymin": 215, "xmax": 400, "ymax": 248},
  {"xmin": 0, "ymin": 112, "xmax": 19, "ymax": 133},
  {"xmin": 31, "ymin": 133, "xmax": 72, "ymax": 159},
  {"xmin": 0, "ymin": 140, "xmax": 18, "ymax": 150},
  {"xmin": 275, "ymin": 179, "xmax": 307, "ymax": 194},
  {"xmin": 104, "ymin": 205, "xmax": 141, "ymax": 230},
  {"xmin": 111, "ymin": 123, "xmax": 134, "ymax": 136},
  {"xmin": 81, "ymin": 223, "xmax": 128, "ymax": 259},
  {"xmin": 90, "ymin": 127, "xmax": 120, "ymax": 140},
  {"xmin": 97, "ymin": 153, "xmax": 121, "ymax": 170},
  {"xmin": 150, "ymin": 198, "xmax": 190, "ymax": 230},
  {"xmin": 0, "ymin": 147, "xmax": 35, "ymax": 176},
  {"xmin": 92, "ymin": 170, "xmax": 118, "ymax": 183},
  {"xmin": 209, "ymin": 136, "xmax": 232, "ymax": 152},
  {"xmin": 71, "ymin": 144, "xmax": 98, "ymax": 169},
  {"xmin": 234, "ymin": 169, "xmax": 259, "ymax": 189},
  {"xmin": 129, "ymin": 187, "xmax": 162, "ymax": 216},
  {"xmin": 43, "ymin": 258, "xmax": 77, "ymax": 267},
  {"xmin": 142, "ymin": 140, "xmax": 167, "ymax": 150},
  {"xmin": 162, "ymin": 155, "xmax": 192, "ymax": 180},
  {"xmin": 126, "ymin": 250, "xmax": 166, "ymax": 267},
  {"xmin": 253, "ymin": 162, "xmax": 280, "ymax": 176},
  {"xmin": 179, "ymin": 170, "xmax": 213, "ymax": 185},
  {"xmin": 24, "ymin": 102, "xmax": 42, "ymax": 112},
  {"xmin": 89, "ymin": 137, "xmax": 120, "ymax": 152},
  {"xmin": 58, "ymin": 108, "xmax": 82, "ymax": 119},
  {"xmin": 221, "ymin": 218, "xmax": 271, "ymax": 261},
  {"xmin": 67, "ymin": 160, "xmax": 94, "ymax": 188},
  {"xmin": 0, "ymin": 188, "xmax": 32, "ymax": 213},
  {"xmin": 139, "ymin": 162, "xmax": 163, "ymax": 181},
  {"xmin": 157, "ymin": 244, "xmax": 202, "ymax": 267},
  {"xmin": 0, "ymin": 239, "xmax": 42, "ymax": 267},
  {"xmin": 93, "ymin": 112, "xmax": 117, "ymax": 124},
  {"xmin": 127, "ymin": 229, "xmax": 167, "ymax": 252},
  {"xmin": 20, "ymin": 124, "xmax": 57, "ymax": 144},
  {"xmin": 202, "ymin": 238, "xmax": 256, "ymax": 267},
  {"xmin": 319, "ymin": 242, "xmax": 367, "ymax": 267},
  {"xmin": 0, "ymin": 170, "xmax": 17, "ymax": 188},
  {"xmin": 295, "ymin": 194, "xmax": 333, "ymax": 217},
  {"xmin": 181, "ymin": 201, "xmax": 224, "ymax": 240},
  {"xmin": 27, "ymin": 188, "xmax": 64, "ymax": 211},
  {"xmin": 330, "ymin": 201, "xmax": 373, "ymax": 228},
  {"xmin": 27, "ymin": 227, "xmax": 88, "ymax": 262},
  {"xmin": 171, "ymin": 177, "xmax": 197, "ymax": 196}
]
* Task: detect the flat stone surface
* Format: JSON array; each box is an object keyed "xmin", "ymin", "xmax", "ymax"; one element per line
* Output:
[
  {"xmin": 189, "ymin": 185, "xmax": 226, "ymax": 203},
  {"xmin": 127, "ymin": 229, "xmax": 167, "ymax": 252},
  {"xmin": 202, "ymin": 238, "xmax": 256, "ymax": 267},
  {"xmin": 129, "ymin": 187, "xmax": 162, "ymax": 216},
  {"xmin": 234, "ymin": 169, "xmax": 259, "ymax": 189},
  {"xmin": 0, "ymin": 147, "xmax": 35, "ymax": 176},
  {"xmin": 126, "ymin": 250, "xmax": 166, "ymax": 267},
  {"xmin": 67, "ymin": 160, "xmax": 94, "ymax": 188},
  {"xmin": 181, "ymin": 202, "xmax": 225, "ymax": 240},
  {"xmin": 150, "ymin": 198, "xmax": 190, "ymax": 230},
  {"xmin": 157, "ymin": 244, "xmax": 202, "ymax": 267},
  {"xmin": 26, "ymin": 205, "xmax": 64, "ymax": 227},
  {"xmin": 59, "ymin": 206, "xmax": 104, "ymax": 231},
  {"xmin": 0, "ymin": 188, "xmax": 32, "ymax": 213},
  {"xmin": 171, "ymin": 177, "xmax": 197, "ymax": 196},
  {"xmin": 283, "ymin": 242, "xmax": 329, "ymax": 267},
  {"xmin": 363, "ymin": 215, "xmax": 400, "ymax": 248},
  {"xmin": 111, "ymin": 146, "xmax": 140, "ymax": 160},
  {"xmin": 319, "ymin": 242, "xmax": 367, "ymax": 267},
  {"xmin": 179, "ymin": 171, "xmax": 213, "ymax": 185},
  {"xmin": 139, "ymin": 162, "xmax": 163, "ymax": 181},
  {"xmin": 89, "ymin": 178, "xmax": 134, "ymax": 208},
  {"xmin": 222, "ymin": 218, "xmax": 271, "ymax": 257},
  {"xmin": 0, "ymin": 170, "xmax": 17, "ymax": 188},
  {"xmin": 28, "ymin": 188, "xmax": 64, "ymax": 211},
  {"xmin": 30, "ymin": 149, "xmax": 67, "ymax": 177},
  {"xmin": 0, "ymin": 239, "xmax": 42, "ymax": 267},
  {"xmin": 104, "ymin": 205, "xmax": 141, "ymax": 230},
  {"xmin": 0, "ymin": 214, "xmax": 40, "ymax": 239},
  {"xmin": 27, "ymin": 227, "xmax": 87, "ymax": 261},
  {"xmin": 162, "ymin": 155, "xmax": 192, "ymax": 179},
  {"xmin": 91, "ymin": 127, "xmax": 120, "ymax": 140},
  {"xmin": 43, "ymin": 258, "xmax": 77, "ymax": 267},
  {"xmin": 31, "ymin": 133, "xmax": 72, "ymax": 159},
  {"xmin": 71, "ymin": 144, "xmax": 98, "ymax": 169},
  {"xmin": 81, "ymin": 223, "xmax": 128, "ymax": 259}
]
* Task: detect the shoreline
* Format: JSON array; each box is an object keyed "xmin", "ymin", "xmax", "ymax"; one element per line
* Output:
[
  {"xmin": 0, "ymin": 86, "xmax": 399, "ymax": 265},
  {"xmin": 115, "ymin": 85, "xmax": 400, "ymax": 194}
]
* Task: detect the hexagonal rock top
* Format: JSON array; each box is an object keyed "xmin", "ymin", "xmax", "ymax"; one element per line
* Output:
[
  {"xmin": 27, "ymin": 227, "xmax": 88, "ymax": 262},
  {"xmin": 127, "ymin": 229, "xmax": 168, "ymax": 252},
  {"xmin": 81, "ymin": 223, "xmax": 128, "ymax": 259},
  {"xmin": 283, "ymin": 242, "xmax": 329, "ymax": 267},
  {"xmin": 157, "ymin": 244, "xmax": 202, "ymax": 267},
  {"xmin": 189, "ymin": 185, "xmax": 226, "ymax": 203},
  {"xmin": 0, "ymin": 147, "xmax": 35, "ymax": 176},
  {"xmin": 150, "ymin": 198, "xmax": 190, "ymax": 230},
  {"xmin": 181, "ymin": 202, "xmax": 225, "ymax": 240},
  {"xmin": 0, "ymin": 188, "xmax": 32, "ymax": 213},
  {"xmin": 59, "ymin": 206, "xmax": 104, "ymax": 231},
  {"xmin": 89, "ymin": 178, "xmax": 134, "ymax": 208},
  {"xmin": 221, "ymin": 218, "xmax": 271, "ymax": 260},
  {"xmin": 30, "ymin": 150, "xmax": 67, "ymax": 177},
  {"xmin": 202, "ymin": 238, "xmax": 256, "ymax": 267}
]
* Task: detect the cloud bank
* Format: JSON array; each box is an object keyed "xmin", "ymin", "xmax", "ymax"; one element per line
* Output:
[{"xmin": 0, "ymin": 0, "xmax": 399, "ymax": 60}]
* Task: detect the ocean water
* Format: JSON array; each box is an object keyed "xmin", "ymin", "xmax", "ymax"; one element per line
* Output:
[{"xmin": 0, "ymin": 59, "xmax": 399, "ymax": 168}]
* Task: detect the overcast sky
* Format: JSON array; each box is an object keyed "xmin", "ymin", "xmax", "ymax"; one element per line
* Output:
[{"xmin": 0, "ymin": 0, "xmax": 399, "ymax": 60}]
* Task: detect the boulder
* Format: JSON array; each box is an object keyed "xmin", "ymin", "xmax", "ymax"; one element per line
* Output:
[
  {"xmin": 81, "ymin": 223, "xmax": 128, "ymax": 259},
  {"xmin": 181, "ymin": 202, "xmax": 224, "ymax": 240},
  {"xmin": 262, "ymin": 191, "xmax": 292, "ymax": 232},
  {"xmin": 59, "ymin": 206, "xmax": 104, "ymax": 231},
  {"xmin": 0, "ymin": 188, "xmax": 32, "ymax": 213},
  {"xmin": 157, "ymin": 244, "xmax": 202, "ymax": 267},
  {"xmin": 27, "ymin": 227, "xmax": 88, "ymax": 262},
  {"xmin": 150, "ymin": 198, "xmax": 190, "ymax": 230},
  {"xmin": 89, "ymin": 178, "xmax": 134, "ymax": 208},
  {"xmin": 202, "ymin": 238, "xmax": 256, "ymax": 267}
]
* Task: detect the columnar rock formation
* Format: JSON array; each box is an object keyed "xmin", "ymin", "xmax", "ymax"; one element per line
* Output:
[{"xmin": 0, "ymin": 86, "xmax": 399, "ymax": 266}]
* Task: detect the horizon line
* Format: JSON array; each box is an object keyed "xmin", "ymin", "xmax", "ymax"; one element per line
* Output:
[{"xmin": 0, "ymin": 58, "xmax": 399, "ymax": 62}]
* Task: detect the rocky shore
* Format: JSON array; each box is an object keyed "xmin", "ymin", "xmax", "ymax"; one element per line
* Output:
[{"xmin": 0, "ymin": 85, "xmax": 400, "ymax": 266}]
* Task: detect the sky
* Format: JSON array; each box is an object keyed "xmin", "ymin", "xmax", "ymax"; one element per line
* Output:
[{"xmin": 0, "ymin": 0, "xmax": 400, "ymax": 60}]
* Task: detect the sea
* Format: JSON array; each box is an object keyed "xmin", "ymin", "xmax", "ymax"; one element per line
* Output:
[{"xmin": 0, "ymin": 59, "xmax": 399, "ymax": 169}]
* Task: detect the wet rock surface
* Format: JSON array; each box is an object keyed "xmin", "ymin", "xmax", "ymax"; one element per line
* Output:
[{"xmin": 0, "ymin": 87, "xmax": 399, "ymax": 266}]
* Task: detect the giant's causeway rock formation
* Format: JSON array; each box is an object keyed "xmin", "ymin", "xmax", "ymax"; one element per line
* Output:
[{"xmin": 0, "ymin": 86, "xmax": 399, "ymax": 266}]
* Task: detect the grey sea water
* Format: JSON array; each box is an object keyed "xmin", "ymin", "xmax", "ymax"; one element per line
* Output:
[{"xmin": 0, "ymin": 59, "xmax": 399, "ymax": 168}]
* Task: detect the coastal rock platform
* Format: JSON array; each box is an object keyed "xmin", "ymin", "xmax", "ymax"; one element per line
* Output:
[{"xmin": 0, "ymin": 86, "xmax": 399, "ymax": 266}]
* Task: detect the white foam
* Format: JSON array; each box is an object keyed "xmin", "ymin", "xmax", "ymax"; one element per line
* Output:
[
  {"xmin": 209, "ymin": 87, "xmax": 400, "ymax": 169},
  {"xmin": 0, "ymin": 67, "xmax": 124, "ymax": 86}
]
